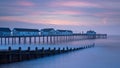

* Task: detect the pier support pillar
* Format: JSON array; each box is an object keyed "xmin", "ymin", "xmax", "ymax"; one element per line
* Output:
[
  {"xmin": 39, "ymin": 36, "xmax": 40, "ymax": 44},
  {"xmin": 18, "ymin": 37, "xmax": 21, "ymax": 45},
  {"xmin": 34, "ymin": 37, "xmax": 36, "ymax": 44},
  {"xmin": 50, "ymin": 36, "xmax": 52, "ymax": 44},
  {"xmin": 46, "ymin": 36, "xmax": 48, "ymax": 44},
  {"xmin": 14, "ymin": 37, "xmax": 17, "ymax": 45},
  {"xmin": 43, "ymin": 36, "xmax": 45, "ymax": 44},
  {"xmin": 0, "ymin": 37, "xmax": 2, "ymax": 45},
  {"xmin": 24, "ymin": 37, "xmax": 26, "ymax": 44},
  {"xmin": 29, "ymin": 37, "xmax": 31, "ymax": 45},
  {"xmin": 5, "ymin": 37, "xmax": 7, "ymax": 45},
  {"xmin": 8, "ymin": 37, "xmax": 10, "ymax": 45}
]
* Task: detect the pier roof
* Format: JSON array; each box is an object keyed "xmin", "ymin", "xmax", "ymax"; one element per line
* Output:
[
  {"xmin": 57, "ymin": 30, "xmax": 72, "ymax": 32},
  {"xmin": 13, "ymin": 28, "xmax": 39, "ymax": 32},
  {"xmin": 0, "ymin": 28, "xmax": 11, "ymax": 32},
  {"xmin": 41, "ymin": 28, "xmax": 55, "ymax": 32}
]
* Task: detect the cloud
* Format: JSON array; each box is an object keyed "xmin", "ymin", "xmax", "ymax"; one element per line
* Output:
[
  {"xmin": 29, "ymin": 10, "xmax": 84, "ymax": 16},
  {"xmin": 0, "ymin": 15, "xmax": 108, "ymax": 27},
  {"xmin": 51, "ymin": 11, "xmax": 84, "ymax": 15},
  {"xmin": 50, "ymin": 1, "xmax": 100, "ymax": 8},
  {"xmin": 0, "ymin": 16, "xmax": 80, "ymax": 26},
  {"xmin": 94, "ymin": 12, "xmax": 120, "ymax": 17},
  {"xmin": 100, "ymin": 1, "xmax": 120, "ymax": 9},
  {"xmin": 17, "ymin": 1, "xmax": 35, "ymax": 7}
]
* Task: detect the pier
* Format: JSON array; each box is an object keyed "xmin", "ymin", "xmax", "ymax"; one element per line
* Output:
[{"xmin": 0, "ymin": 34, "xmax": 107, "ymax": 45}]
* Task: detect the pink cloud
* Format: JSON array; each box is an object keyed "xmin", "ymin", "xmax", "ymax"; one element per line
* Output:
[
  {"xmin": 0, "ymin": 16, "xmax": 104, "ymax": 26},
  {"xmin": 29, "ymin": 10, "xmax": 85, "ymax": 16},
  {"xmin": 51, "ymin": 11, "xmax": 84, "ymax": 15},
  {"xmin": 0, "ymin": 16, "xmax": 79, "ymax": 26},
  {"xmin": 17, "ymin": 1, "xmax": 35, "ymax": 7},
  {"xmin": 50, "ymin": 1, "xmax": 100, "ymax": 8},
  {"xmin": 94, "ymin": 12, "xmax": 120, "ymax": 17}
]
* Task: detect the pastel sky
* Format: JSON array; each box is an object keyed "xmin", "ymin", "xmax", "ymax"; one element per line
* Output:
[{"xmin": 0, "ymin": 0, "xmax": 120, "ymax": 35}]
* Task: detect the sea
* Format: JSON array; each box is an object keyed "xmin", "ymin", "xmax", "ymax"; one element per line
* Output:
[{"xmin": 0, "ymin": 35, "xmax": 120, "ymax": 68}]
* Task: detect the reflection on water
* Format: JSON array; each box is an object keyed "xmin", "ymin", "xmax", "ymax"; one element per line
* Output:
[{"xmin": 0, "ymin": 35, "xmax": 120, "ymax": 68}]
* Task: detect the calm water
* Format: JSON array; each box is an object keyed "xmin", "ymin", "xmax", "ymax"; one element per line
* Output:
[{"xmin": 0, "ymin": 35, "xmax": 120, "ymax": 68}]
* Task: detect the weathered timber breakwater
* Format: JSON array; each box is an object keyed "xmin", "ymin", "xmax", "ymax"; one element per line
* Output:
[
  {"xmin": 0, "ymin": 44, "xmax": 94, "ymax": 64},
  {"xmin": 0, "ymin": 34, "xmax": 107, "ymax": 45}
]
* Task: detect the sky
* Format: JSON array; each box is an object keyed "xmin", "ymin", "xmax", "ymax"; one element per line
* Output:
[{"xmin": 0, "ymin": 0, "xmax": 120, "ymax": 35}]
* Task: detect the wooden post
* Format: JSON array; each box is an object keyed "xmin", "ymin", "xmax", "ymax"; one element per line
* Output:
[
  {"xmin": 42, "ymin": 47, "xmax": 44, "ymax": 51},
  {"xmin": 41, "ymin": 47, "xmax": 44, "ymax": 57},
  {"xmin": 48, "ymin": 47, "xmax": 50, "ymax": 51},
  {"xmin": 62, "ymin": 47, "xmax": 65, "ymax": 53},
  {"xmin": 27, "ymin": 47, "xmax": 31, "ymax": 59},
  {"xmin": 66, "ymin": 46, "xmax": 69, "ymax": 51},
  {"xmin": 70, "ymin": 48, "xmax": 72, "ymax": 51},
  {"xmin": 53, "ymin": 47, "xmax": 56, "ymax": 55},
  {"xmin": 58, "ymin": 47, "xmax": 60, "ymax": 53},
  {"xmin": 35, "ymin": 47, "xmax": 38, "ymax": 58},
  {"xmin": 46, "ymin": 47, "xmax": 50, "ymax": 56},
  {"xmin": 35, "ymin": 47, "xmax": 38, "ymax": 51},
  {"xmin": 28, "ymin": 47, "xmax": 30, "ymax": 51},
  {"xmin": 53, "ymin": 47, "xmax": 56, "ymax": 51},
  {"xmin": 8, "ymin": 46, "xmax": 12, "ymax": 63},
  {"xmin": 18, "ymin": 47, "xmax": 22, "ymax": 61}
]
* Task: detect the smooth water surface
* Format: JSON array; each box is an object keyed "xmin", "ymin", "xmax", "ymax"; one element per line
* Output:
[{"xmin": 0, "ymin": 35, "xmax": 120, "ymax": 68}]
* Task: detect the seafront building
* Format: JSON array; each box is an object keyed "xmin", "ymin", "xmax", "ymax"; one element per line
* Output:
[
  {"xmin": 0, "ymin": 28, "xmax": 11, "ymax": 36},
  {"xmin": 12, "ymin": 28, "xmax": 39, "ymax": 36},
  {"xmin": 0, "ymin": 27, "xmax": 98, "ymax": 36},
  {"xmin": 56, "ymin": 30, "xmax": 73, "ymax": 35},
  {"xmin": 86, "ymin": 30, "xmax": 96, "ymax": 39},
  {"xmin": 86, "ymin": 30, "xmax": 96, "ymax": 35},
  {"xmin": 40, "ymin": 28, "xmax": 56, "ymax": 36}
]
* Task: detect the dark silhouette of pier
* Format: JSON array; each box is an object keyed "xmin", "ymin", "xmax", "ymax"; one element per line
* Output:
[{"xmin": 0, "ymin": 34, "xmax": 107, "ymax": 45}]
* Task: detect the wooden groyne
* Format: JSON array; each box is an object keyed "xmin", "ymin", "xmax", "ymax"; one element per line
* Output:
[
  {"xmin": 0, "ymin": 34, "xmax": 107, "ymax": 45},
  {"xmin": 0, "ymin": 34, "xmax": 106, "ymax": 64},
  {"xmin": 0, "ymin": 44, "xmax": 95, "ymax": 64}
]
